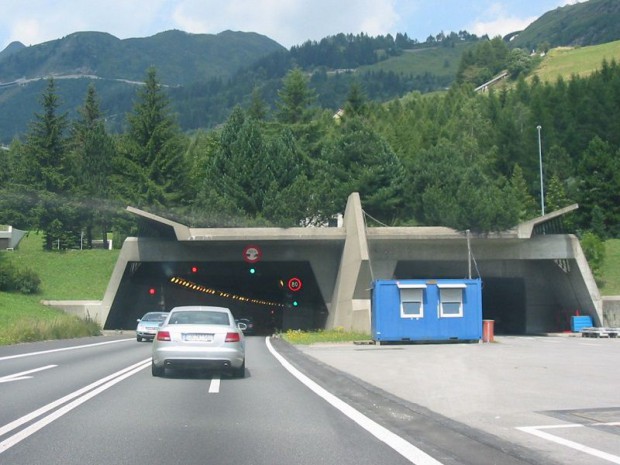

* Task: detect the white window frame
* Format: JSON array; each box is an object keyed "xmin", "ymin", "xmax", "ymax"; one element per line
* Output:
[
  {"xmin": 397, "ymin": 283, "xmax": 426, "ymax": 319},
  {"xmin": 437, "ymin": 283, "xmax": 466, "ymax": 318}
]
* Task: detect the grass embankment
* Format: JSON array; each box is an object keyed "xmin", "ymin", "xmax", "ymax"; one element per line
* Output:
[
  {"xmin": 532, "ymin": 40, "xmax": 620, "ymax": 84},
  {"xmin": 600, "ymin": 239, "xmax": 620, "ymax": 295},
  {"xmin": 0, "ymin": 232, "xmax": 119, "ymax": 345},
  {"xmin": 281, "ymin": 328, "xmax": 371, "ymax": 345}
]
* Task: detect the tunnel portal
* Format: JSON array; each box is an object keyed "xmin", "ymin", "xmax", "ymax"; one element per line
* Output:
[{"xmin": 106, "ymin": 260, "xmax": 328, "ymax": 334}]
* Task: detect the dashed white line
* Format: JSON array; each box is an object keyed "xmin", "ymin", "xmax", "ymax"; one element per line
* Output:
[
  {"xmin": 517, "ymin": 423, "xmax": 620, "ymax": 464},
  {"xmin": 209, "ymin": 377, "xmax": 221, "ymax": 393},
  {"xmin": 0, "ymin": 365, "xmax": 57, "ymax": 384},
  {"xmin": 0, "ymin": 338, "xmax": 133, "ymax": 361},
  {"xmin": 266, "ymin": 337, "xmax": 444, "ymax": 465}
]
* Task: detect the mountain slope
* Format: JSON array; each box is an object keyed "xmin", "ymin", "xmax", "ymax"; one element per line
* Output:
[
  {"xmin": 510, "ymin": 0, "xmax": 620, "ymax": 50},
  {"xmin": 531, "ymin": 39, "xmax": 620, "ymax": 83},
  {"xmin": 0, "ymin": 30, "xmax": 285, "ymax": 86}
]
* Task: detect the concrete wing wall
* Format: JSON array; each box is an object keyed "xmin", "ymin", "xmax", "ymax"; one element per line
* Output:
[{"xmin": 326, "ymin": 193, "xmax": 372, "ymax": 332}]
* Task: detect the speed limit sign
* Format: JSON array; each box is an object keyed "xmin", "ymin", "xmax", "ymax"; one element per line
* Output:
[{"xmin": 288, "ymin": 277, "xmax": 302, "ymax": 292}]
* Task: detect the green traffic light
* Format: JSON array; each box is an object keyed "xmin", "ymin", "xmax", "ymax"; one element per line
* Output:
[
  {"xmin": 249, "ymin": 267, "xmax": 256, "ymax": 274},
  {"xmin": 292, "ymin": 300, "xmax": 298, "ymax": 307}
]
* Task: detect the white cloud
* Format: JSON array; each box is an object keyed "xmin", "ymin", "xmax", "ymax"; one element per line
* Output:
[
  {"xmin": 470, "ymin": 15, "xmax": 537, "ymax": 38},
  {"xmin": 1, "ymin": 0, "xmax": 170, "ymax": 47},
  {"xmin": 170, "ymin": 0, "xmax": 399, "ymax": 47},
  {"xmin": 0, "ymin": 0, "xmax": 588, "ymax": 52}
]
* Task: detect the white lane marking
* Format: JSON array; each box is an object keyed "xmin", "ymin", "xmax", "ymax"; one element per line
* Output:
[
  {"xmin": 266, "ymin": 337, "xmax": 444, "ymax": 465},
  {"xmin": 517, "ymin": 424, "xmax": 620, "ymax": 464},
  {"xmin": 208, "ymin": 377, "xmax": 221, "ymax": 393},
  {"xmin": 0, "ymin": 359, "xmax": 151, "ymax": 453},
  {"xmin": 0, "ymin": 365, "xmax": 57, "ymax": 384},
  {"xmin": 0, "ymin": 358, "xmax": 151, "ymax": 447},
  {"xmin": 0, "ymin": 338, "xmax": 134, "ymax": 362}
]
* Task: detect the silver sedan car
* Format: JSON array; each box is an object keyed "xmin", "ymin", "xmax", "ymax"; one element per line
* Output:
[
  {"xmin": 151, "ymin": 306, "xmax": 246, "ymax": 378},
  {"xmin": 136, "ymin": 311, "xmax": 169, "ymax": 342}
]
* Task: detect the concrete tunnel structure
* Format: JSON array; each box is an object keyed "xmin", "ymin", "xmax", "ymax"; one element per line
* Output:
[{"xmin": 79, "ymin": 192, "xmax": 601, "ymax": 335}]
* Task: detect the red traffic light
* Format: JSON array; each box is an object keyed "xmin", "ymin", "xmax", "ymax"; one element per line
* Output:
[
  {"xmin": 191, "ymin": 266, "xmax": 199, "ymax": 273},
  {"xmin": 148, "ymin": 287, "xmax": 157, "ymax": 295}
]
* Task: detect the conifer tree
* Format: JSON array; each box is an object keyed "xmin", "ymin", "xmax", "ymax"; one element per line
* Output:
[
  {"xmin": 25, "ymin": 78, "xmax": 69, "ymax": 194},
  {"xmin": 21, "ymin": 79, "xmax": 75, "ymax": 250},
  {"xmin": 71, "ymin": 84, "xmax": 116, "ymax": 248},
  {"xmin": 124, "ymin": 67, "xmax": 190, "ymax": 208},
  {"xmin": 276, "ymin": 67, "xmax": 316, "ymax": 124},
  {"xmin": 510, "ymin": 164, "xmax": 538, "ymax": 221}
]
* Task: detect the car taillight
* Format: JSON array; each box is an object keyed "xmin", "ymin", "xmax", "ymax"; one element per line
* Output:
[
  {"xmin": 225, "ymin": 332, "xmax": 241, "ymax": 342},
  {"xmin": 157, "ymin": 331, "xmax": 171, "ymax": 341}
]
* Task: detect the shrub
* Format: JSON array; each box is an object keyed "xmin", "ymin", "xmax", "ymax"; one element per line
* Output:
[
  {"xmin": 581, "ymin": 231, "xmax": 605, "ymax": 279},
  {"xmin": 0, "ymin": 262, "xmax": 41, "ymax": 294},
  {"xmin": 2, "ymin": 316, "xmax": 101, "ymax": 345}
]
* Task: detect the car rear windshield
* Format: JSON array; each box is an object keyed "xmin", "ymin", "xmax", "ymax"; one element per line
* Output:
[{"xmin": 168, "ymin": 311, "xmax": 230, "ymax": 325}]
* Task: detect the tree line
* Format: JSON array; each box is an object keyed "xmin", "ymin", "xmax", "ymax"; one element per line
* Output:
[{"xmin": 1, "ymin": 57, "xmax": 619, "ymax": 252}]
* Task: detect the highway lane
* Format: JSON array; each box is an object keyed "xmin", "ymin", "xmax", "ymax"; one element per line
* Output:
[
  {"xmin": 0, "ymin": 336, "xmax": 422, "ymax": 465},
  {"xmin": 0, "ymin": 334, "xmax": 568, "ymax": 465}
]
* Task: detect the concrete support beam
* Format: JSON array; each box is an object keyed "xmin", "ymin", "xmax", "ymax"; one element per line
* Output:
[{"xmin": 326, "ymin": 193, "xmax": 372, "ymax": 332}]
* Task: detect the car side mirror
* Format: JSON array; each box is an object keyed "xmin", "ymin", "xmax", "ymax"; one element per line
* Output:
[{"xmin": 136, "ymin": 319, "xmax": 141, "ymax": 323}]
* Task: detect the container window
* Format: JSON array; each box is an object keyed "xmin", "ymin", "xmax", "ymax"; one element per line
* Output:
[
  {"xmin": 439, "ymin": 288, "xmax": 463, "ymax": 318},
  {"xmin": 400, "ymin": 288, "xmax": 424, "ymax": 318}
]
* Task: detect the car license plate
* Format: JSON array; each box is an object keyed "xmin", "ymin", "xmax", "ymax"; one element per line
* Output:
[{"xmin": 183, "ymin": 333, "xmax": 213, "ymax": 342}]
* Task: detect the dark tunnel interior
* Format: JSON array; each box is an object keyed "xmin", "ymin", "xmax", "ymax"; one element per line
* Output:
[{"xmin": 106, "ymin": 260, "xmax": 328, "ymax": 333}]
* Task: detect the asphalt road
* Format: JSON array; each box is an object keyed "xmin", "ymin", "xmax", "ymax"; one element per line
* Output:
[
  {"xmin": 0, "ymin": 335, "xmax": 417, "ymax": 465},
  {"xmin": 3, "ymin": 334, "xmax": 611, "ymax": 464},
  {"xmin": 294, "ymin": 335, "xmax": 620, "ymax": 465}
]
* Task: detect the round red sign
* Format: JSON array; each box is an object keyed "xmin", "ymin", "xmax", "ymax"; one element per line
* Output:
[
  {"xmin": 243, "ymin": 245, "xmax": 262, "ymax": 263},
  {"xmin": 288, "ymin": 277, "xmax": 302, "ymax": 292}
]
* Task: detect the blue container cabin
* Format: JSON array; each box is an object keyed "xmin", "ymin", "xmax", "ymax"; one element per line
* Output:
[{"xmin": 371, "ymin": 279, "xmax": 482, "ymax": 343}]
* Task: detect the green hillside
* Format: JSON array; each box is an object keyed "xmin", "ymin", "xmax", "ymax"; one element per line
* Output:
[
  {"xmin": 510, "ymin": 0, "xmax": 620, "ymax": 50},
  {"xmin": 531, "ymin": 39, "xmax": 620, "ymax": 83},
  {"xmin": 0, "ymin": 233, "xmax": 118, "ymax": 344},
  {"xmin": 358, "ymin": 42, "xmax": 474, "ymax": 82}
]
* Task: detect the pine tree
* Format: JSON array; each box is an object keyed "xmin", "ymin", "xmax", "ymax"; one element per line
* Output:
[
  {"xmin": 344, "ymin": 81, "xmax": 368, "ymax": 117},
  {"xmin": 577, "ymin": 136, "xmax": 620, "ymax": 236},
  {"xmin": 124, "ymin": 67, "xmax": 190, "ymax": 208},
  {"xmin": 247, "ymin": 87, "xmax": 268, "ymax": 120},
  {"xmin": 276, "ymin": 67, "xmax": 316, "ymax": 124},
  {"xmin": 21, "ymin": 79, "xmax": 75, "ymax": 250},
  {"xmin": 25, "ymin": 78, "xmax": 69, "ymax": 194},
  {"xmin": 510, "ymin": 164, "xmax": 539, "ymax": 221},
  {"xmin": 320, "ymin": 117, "xmax": 407, "ymax": 224},
  {"xmin": 71, "ymin": 84, "xmax": 116, "ymax": 248}
]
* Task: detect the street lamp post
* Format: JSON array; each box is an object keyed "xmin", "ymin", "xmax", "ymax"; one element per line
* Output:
[{"xmin": 537, "ymin": 125, "xmax": 545, "ymax": 216}]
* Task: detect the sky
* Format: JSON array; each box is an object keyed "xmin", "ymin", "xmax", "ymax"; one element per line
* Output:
[{"xmin": 0, "ymin": 0, "xmax": 585, "ymax": 52}]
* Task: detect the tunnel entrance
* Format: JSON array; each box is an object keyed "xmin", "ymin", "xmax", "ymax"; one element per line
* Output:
[
  {"xmin": 481, "ymin": 278, "xmax": 526, "ymax": 334},
  {"xmin": 392, "ymin": 262, "xmax": 528, "ymax": 335},
  {"xmin": 106, "ymin": 260, "xmax": 328, "ymax": 333}
]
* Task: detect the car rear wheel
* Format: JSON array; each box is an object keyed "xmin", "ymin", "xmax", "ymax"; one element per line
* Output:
[
  {"xmin": 152, "ymin": 361, "xmax": 165, "ymax": 377},
  {"xmin": 232, "ymin": 359, "xmax": 245, "ymax": 378},
  {"xmin": 136, "ymin": 335, "xmax": 142, "ymax": 342}
]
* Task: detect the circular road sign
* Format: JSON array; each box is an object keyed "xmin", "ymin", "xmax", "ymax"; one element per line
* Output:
[
  {"xmin": 243, "ymin": 244, "xmax": 262, "ymax": 263},
  {"xmin": 288, "ymin": 277, "xmax": 303, "ymax": 292}
]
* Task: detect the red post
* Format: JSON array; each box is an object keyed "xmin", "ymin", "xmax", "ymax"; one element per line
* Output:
[{"xmin": 482, "ymin": 319, "xmax": 495, "ymax": 342}]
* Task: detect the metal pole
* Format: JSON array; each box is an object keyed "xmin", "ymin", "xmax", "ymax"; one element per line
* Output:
[
  {"xmin": 466, "ymin": 229, "xmax": 471, "ymax": 279},
  {"xmin": 537, "ymin": 125, "xmax": 545, "ymax": 216}
]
